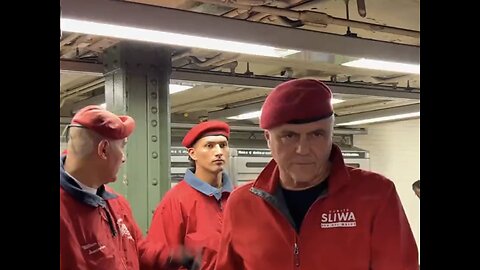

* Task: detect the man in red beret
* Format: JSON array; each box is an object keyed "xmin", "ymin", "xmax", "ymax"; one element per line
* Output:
[
  {"xmin": 60, "ymin": 105, "xmax": 197, "ymax": 270},
  {"xmin": 215, "ymin": 79, "xmax": 419, "ymax": 270},
  {"xmin": 142, "ymin": 120, "xmax": 233, "ymax": 270}
]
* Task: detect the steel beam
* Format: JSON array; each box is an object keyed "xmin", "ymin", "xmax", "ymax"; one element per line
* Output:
[
  {"xmin": 103, "ymin": 42, "xmax": 172, "ymax": 232},
  {"xmin": 335, "ymin": 103, "xmax": 420, "ymax": 125},
  {"xmin": 61, "ymin": 0, "xmax": 419, "ymax": 64},
  {"xmin": 60, "ymin": 60, "xmax": 104, "ymax": 76},
  {"xmin": 172, "ymin": 122, "xmax": 367, "ymax": 135},
  {"xmin": 172, "ymin": 69, "xmax": 420, "ymax": 100},
  {"xmin": 60, "ymin": 61, "xmax": 420, "ymax": 100}
]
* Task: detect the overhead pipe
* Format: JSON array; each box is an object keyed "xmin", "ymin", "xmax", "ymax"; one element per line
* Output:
[
  {"xmin": 184, "ymin": 54, "xmax": 234, "ymax": 67},
  {"xmin": 196, "ymin": 0, "xmax": 419, "ymax": 39},
  {"xmin": 222, "ymin": 8, "xmax": 250, "ymax": 18},
  {"xmin": 197, "ymin": 54, "xmax": 232, "ymax": 67},
  {"xmin": 211, "ymin": 60, "xmax": 239, "ymax": 73},
  {"xmin": 230, "ymin": 0, "xmax": 273, "ymax": 5},
  {"xmin": 60, "ymin": 78, "xmax": 105, "ymax": 108},
  {"xmin": 247, "ymin": 12, "xmax": 271, "ymax": 21},
  {"xmin": 210, "ymin": 54, "xmax": 241, "ymax": 67},
  {"xmin": 172, "ymin": 49, "xmax": 194, "ymax": 61},
  {"xmin": 262, "ymin": 15, "xmax": 304, "ymax": 27}
]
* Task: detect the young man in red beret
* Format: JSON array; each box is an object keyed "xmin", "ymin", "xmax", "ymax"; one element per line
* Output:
[
  {"xmin": 215, "ymin": 79, "xmax": 419, "ymax": 270},
  {"xmin": 60, "ymin": 105, "xmax": 197, "ymax": 270},
  {"xmin": 143, "ymin": 120, "xmax": 233, "ymax": 270}
]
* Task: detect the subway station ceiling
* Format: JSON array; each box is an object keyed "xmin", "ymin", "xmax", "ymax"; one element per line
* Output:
[{"xmin": 60, "ymin": 0, "xmax": 420, "ymax": 127}]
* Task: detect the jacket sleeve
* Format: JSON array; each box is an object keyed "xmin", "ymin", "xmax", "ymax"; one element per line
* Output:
[
  {"xmin": 371, "ymin": 182, "xmax": 419, "ymax": 270},
  {"xmin": 139, "ymin": 194, "xmax": 186, "ymax": 270},
  {"xmin": 214, "ymin": 198, "xmax": 245, "ymax": 270}
]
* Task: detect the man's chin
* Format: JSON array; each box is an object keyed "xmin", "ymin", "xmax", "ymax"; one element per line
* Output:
[
  {"xmin": 211, "ymin": 166, "xmax": 224, "ymax": 173},
  {"xmin": 105, "ymin": 177, "xmax": 117, "ymax": 184},
  {"xmin": 291, "ymin": 174, "xmax": 316, "ymax": 184}
]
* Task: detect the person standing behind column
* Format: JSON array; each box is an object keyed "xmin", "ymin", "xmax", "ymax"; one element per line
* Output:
[{"xmin": 141, "ymin": 120, "xmax": 233, "ymax": 270}]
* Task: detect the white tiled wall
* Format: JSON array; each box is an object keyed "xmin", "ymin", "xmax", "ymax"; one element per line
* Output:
[{"xmin": 354, "ymin": 118, "xmax": 420, "ymax": 257}]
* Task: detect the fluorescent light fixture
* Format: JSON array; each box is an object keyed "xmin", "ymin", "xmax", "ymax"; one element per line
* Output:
[
  {"xmin": 336, "ymin": 112, "xmax": 420, "ymax": 126},
  {"xmin": 228, "ymin": 110, "xmax": 262, "ymax": 120},
  {"xmin": 61, "ymin": 18, "xmax": 299, "ymax": 58},
  {"xmin": 169, "ymin": 84, "xmax": 193, "ymax": 94},
  {"xmin": 227, "ymin": 98, "xmax": 344, "ymax": 120},
  {"xmin": 342, "ymin": 58, "xmax": 420, "ymax": 74},
  {"xmin": 332, "ymin": 98, "xmax": 344, "ymax": 105}
]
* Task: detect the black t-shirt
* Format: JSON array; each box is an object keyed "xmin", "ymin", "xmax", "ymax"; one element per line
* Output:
[{"xmin": 280, "ymin": 179, "xmax": 328, "ymax": 231}]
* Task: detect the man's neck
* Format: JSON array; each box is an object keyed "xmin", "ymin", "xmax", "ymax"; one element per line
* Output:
[
  {"xmin": 64, "ymin": 158, "xmax": 103, "ymax": 189},
  {"xmin": 194, "ymin": 168, "xmax": 223, "ymax": 188}
]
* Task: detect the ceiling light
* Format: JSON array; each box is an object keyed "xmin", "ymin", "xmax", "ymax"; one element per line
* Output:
[
  {"xmin": 227, "ymin": 110, "xmax": 262, "ymax": 120},
  {"xmin": 170, "ymin": 84, "xmax": 193, "ymax": 94},
  {"xmin": 332, "ymin": 98, "xmax": 344, "ymax": 105},
  {"xmin": 61, "ymin": 18, "xmax": 299, "ymax": 58},
  {"xmin": 341, "ymin": 58, "xmax": 420, "ymax": 74},
  {"xmin": 227, "ymin": 98, "xmax": 344, "ymax": 120},
  {"xmin": 336, "ymin": 112, "xmax": 420, "ymax": 126}
]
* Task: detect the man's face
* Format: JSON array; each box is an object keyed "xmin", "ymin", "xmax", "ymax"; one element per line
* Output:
[
  {"xmin": 101, "ymin": 138, "xmax": 127, "ymax": 183},
  {"xmin": 188, "ymin": 135, "xmax": 229, "ymax": 174},
  {"xmin": 265, "ymin": 117, "xmax": 334, "ymax": 186}
]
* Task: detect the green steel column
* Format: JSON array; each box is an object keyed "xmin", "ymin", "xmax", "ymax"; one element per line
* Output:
[{"xmin": 103, "ymin": 42, "xmax": 172, "ymax": 233}]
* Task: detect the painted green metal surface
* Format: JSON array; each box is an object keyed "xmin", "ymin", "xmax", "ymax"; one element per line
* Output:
[{"xmin": 103, "ymin": 42, "xmax": 172, "ymax": 233}]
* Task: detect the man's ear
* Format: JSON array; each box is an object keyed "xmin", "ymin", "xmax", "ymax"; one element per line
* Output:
[
  {"xmin": 187, "ymin": 147, "xmax": 197, "ymax": 161},
  {"xmin": 264, "ymin": 130, "xmax": 271, "ymax": 149},
  {"xmin": 97, "ymin": 140, "xmax": 109, "ymax": 159}
]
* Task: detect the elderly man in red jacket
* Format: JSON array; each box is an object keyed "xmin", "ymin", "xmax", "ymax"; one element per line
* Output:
[
  {"xmin": 215, "ymin": 79, "xmax": 419, "ymax": 270},
  {"xmin": 60, "ymin": 105, "xmax": 197, "ymax": 270},
  {"xmin": 142, "ymin": 120, "xmax": 233, "ymax": 270}
]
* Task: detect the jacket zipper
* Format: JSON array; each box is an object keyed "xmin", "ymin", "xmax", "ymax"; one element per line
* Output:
[
  {"xmin": 250, "ymin": 187, "xmax": 328, "ymax": 270},
  {"xmin": 102, "ymin": 206, "xmax": 117, "ymax": 238},
  {"xmin": 292, "ymin": 194, "xmax": 327, "ymax": 269},
  {"xmin": 294, "ymin": 240, "xmax": 300, "ymax": 267}
]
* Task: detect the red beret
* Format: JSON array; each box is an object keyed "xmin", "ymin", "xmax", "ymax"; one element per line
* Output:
[
  {"xmin": 260, "ymin": 78, "xmax": 334, "ymax": 129},
  {"xmin": 71, "ymin": 105, "xmax": 136, "ymax": 140},
  {"xmin": 182, "ymin": 120, "xmax": 230, "ymax": 148}
]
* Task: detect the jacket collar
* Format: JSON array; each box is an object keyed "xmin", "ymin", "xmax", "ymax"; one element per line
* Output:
[
  {"xmin": 60, "ymin": 156, "xmax": 117, "ymax": 207},
  {"xmin": 184, "ymin": 168, "xmax": 233, "ymax": 200}
]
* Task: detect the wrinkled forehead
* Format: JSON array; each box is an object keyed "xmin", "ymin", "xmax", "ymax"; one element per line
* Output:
[{"xmin": 269, "ymin": 116, "xmax": 334, "ymax": 134}]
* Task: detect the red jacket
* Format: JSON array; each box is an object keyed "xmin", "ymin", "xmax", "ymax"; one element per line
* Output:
[
  {"xmin": 141, "ymin": 169, "xmax": 233, "ymax": 270},
  {"xmin": 215, "ymin": 144, "xmax": 419, "ymax": 270},
  {"xmin": 60, "ymin": 176, "xmax": 143, "ymax": 269}
]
